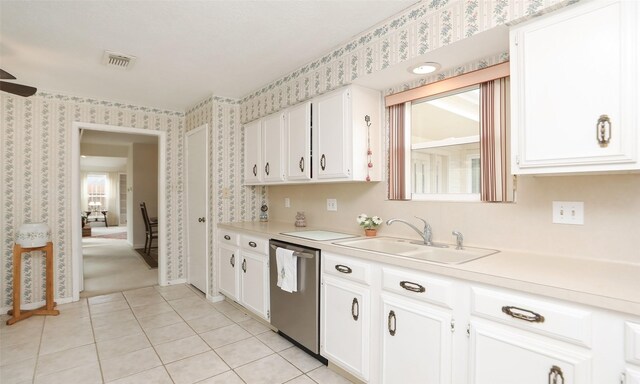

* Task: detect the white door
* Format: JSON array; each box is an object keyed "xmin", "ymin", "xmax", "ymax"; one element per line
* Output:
[
  {"xmin": 262, "ymin": 113, "xmax": 285, "ymax": 182},
  {"xmin": 315, "ymin": 88, "xmax": 351, "ymax": 179},
  {"xmin": 511, "ymin": 0, "xmax": 637, "ymax": 172},
  {"xmin": 381, "ymin": 295, "xmax": 452, "ymax": 384},
  {"xmin": 321, "ymin": 275, "xmax": 370, "ymax": 381},
  {"xmin": 186, "ymin": 125, "xmax": 208, "ymax": 293},
  {"xmin": 239, "ymin": 250, "xmax": 268, "ymax": 319},
  {"xmin": 286, "ymin": 102, "xmax": 312, "ymax": 180},
  {"xmin": 244, "ymin": 120, "xmax": 262, "ymax": 184},
  {"xmin": 218, "ymin": 245, "xmax": 238, "ymax": 300},
  {"xmin": 468, "ymin": 321, "xmax": 591, "ymax": 384}
]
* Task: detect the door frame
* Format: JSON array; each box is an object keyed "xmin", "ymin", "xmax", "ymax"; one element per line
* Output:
[
  {"xmin": 71, "ymin": 122, "xmax": 167, "ymax": 300},
  {"xmin": 184, "ymin": 124, "xmax": 209, "ymax": 295}
]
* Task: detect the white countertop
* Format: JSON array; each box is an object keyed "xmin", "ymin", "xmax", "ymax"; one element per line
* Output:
[{"xmin": 218, "ymin": 221, "xmax": 640, "ymax": 317}]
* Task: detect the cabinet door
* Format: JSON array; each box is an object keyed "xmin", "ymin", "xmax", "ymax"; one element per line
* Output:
[
  {"xmin": 244, "ymin": 120, "xmax": 262, "ymax": 184},
  {"xmin": 262, "ymin": 113, "xmax": 285, "ymax": 182},
  {"xmin": 381, "ymin": 295, "xmax": 452, "ymax": 384},
  {"xmin": 286, "ymin": 102, "xmax": 312, "ymax": 180},
  {"xmin": 626, "ymin": 367, "xmax": 640, "ymax": 384},
  {"xmin": 315, "ymin": 88, "xmax": 351, "ymax": 179},
  {"xmin": 511, "ymin": 0, "xmax": 638, "ymax": 174},
  {"xmin": 469, "ymin": 321, "xmax": 591, "ymax": 384},
  {"xmin": 321, "ymin": 275, "xmax": 369, "ymax": 381},
  {"xmin": 218, "ymin": 245, "xmax": 238, "ymax": 301},
  {"xmin": 240, "ymin": 250, "xmax": 269, "ymax": 320}
]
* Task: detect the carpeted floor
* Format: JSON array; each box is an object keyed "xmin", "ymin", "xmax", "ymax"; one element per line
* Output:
[
  {"xmin": 89, "ymin": 225, "xmax": 127, "ymax": 239},
  {"xmin": 81, "ymin": 237, "xmax": 158, "ymax": 298}
]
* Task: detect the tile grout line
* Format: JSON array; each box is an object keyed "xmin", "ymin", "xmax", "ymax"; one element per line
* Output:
[
  {"xmin": 86, "ymin": 298, "xmax": 108, "ymax": 384},
  {"xmin": 31, "ymin": 313, "xmax": 47, "ymax": 383}
]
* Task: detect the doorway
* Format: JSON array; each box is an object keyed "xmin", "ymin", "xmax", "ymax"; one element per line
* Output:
[{"xmin": 71, "ymin": 123, "xmax": 167, "ymax": 300}]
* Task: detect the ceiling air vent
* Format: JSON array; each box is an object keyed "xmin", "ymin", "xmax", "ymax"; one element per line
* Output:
[{"xmin": 102, "ymin": 51, "xmax": 137, "ymax": 70}]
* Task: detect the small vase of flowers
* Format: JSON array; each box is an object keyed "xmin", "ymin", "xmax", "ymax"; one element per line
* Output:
[{"xmin": 357, "ymin": 213, "xmax": 382, "ymax": 237}]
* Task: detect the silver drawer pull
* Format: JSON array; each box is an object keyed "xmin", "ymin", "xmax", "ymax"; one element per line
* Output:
[
  {"xmin": 548, "ymin": 365, "xmax": 564, "ymax": 384},
  {"xmin": 230, "ymin": 254, "xmax": 235, "ymax": 267},
  {"xmin": 224, "ymin": 235, "xmax": 231, "ymax": 240},
  {"xmin": 248, "ymin": 241, "xmax": 257, "ymax": 248},
  {"xmin": 502, "ymin": 306, "xmax": 545, "ymax": 323},
  {"xmin": 388, "ymin": 310, "xmax": 396, "ymax": 336},
  {"xmin": 351, "ymin": 298, "xmax": 359, "ymax": 321},
  {"xmin": 335, "ymin": 265, "xmax": 352, "ymax": 274},
  {"xmin": 596, "ymin": 114, "xmax": 611, "ymax": 147},
  {"xmin": 399, "ymin": 281, "xmax": 425, "ymax": 293}
]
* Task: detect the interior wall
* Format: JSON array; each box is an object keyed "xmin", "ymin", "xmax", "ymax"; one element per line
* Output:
[
  {"xmin": 0, "ymin": 92, "xmax": 186, "ymax": 308},
  {"xmin": 268, "ymin": 174, "xmax": 640, "ymax": 265},
  {"xmin": 80, "ymin": 143, "xmax": 129, "ymax": 157},
  {"xmin": 238, "ymin": 0, "xmax": 567, "ymax": 124},
  {"xmin": 131, "ymin": 143, "xmax": 159, "ymax": 248},
  {"xmin": 185, "ymin": 95, "xmax": 266, "ymax": 298}
]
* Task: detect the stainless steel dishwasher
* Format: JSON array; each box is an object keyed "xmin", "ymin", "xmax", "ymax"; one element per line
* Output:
[{"xmin": 269, "ymin": 239, "xmax": 325, "ymax": 362}]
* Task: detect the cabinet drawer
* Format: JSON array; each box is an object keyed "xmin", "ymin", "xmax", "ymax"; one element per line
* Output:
[
  {"xmin": 626, "ymin": 322, "xmax": 640, "ymax": 365},
  {"xmin": 323, "ymin": 252, "xmax": 370, "ymax": 286},
  {"xmin": 218, "ymin": 230, "xmax": 239, "ymax": 246},
  {"xmin": 381, "ymin": 267, "xmax": 453, "ymax": 309},
  {"xmin": 240, "ymin": 234, "xmax": 269, "ymax": 254},
  {"xmin": 471, "ymin": 287, "xmax": 592, "ymax": 347}
]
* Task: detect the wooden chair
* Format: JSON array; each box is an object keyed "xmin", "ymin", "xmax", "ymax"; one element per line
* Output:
[{"xmin": 140, "ymin": 202, "xmax": 158, "ymax": 254}]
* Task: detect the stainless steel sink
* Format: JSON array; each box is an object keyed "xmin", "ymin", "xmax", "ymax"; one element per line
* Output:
[{"xmin": 334, "ymin": 237, "xmax": 498, "ymax": 264}]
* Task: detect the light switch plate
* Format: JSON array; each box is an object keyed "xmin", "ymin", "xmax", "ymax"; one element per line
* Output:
[
  {"xmin": 327, "ymin": 198, "xmax": 338, "ymax": 211},
  {"xmin": 552, "ymin": 201, "xmax": 584, "ymax": 225},
  {"xmin": 284, "ymin": 197, "xmax": 290, "ymax": 208}
]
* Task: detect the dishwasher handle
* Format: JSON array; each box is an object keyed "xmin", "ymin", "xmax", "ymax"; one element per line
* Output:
[{"xmin": 270, "ymin": 244, "xmax": 314, "ymax": 259}]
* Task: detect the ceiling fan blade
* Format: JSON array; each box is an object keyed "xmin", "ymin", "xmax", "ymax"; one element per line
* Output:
[
  {"xmin": 0, "ymin": 69, "xmax": 17, "ymax": 80},
  {"xmin": 0, "ymin": 81, "xmax": 37, "ymax": 97}
]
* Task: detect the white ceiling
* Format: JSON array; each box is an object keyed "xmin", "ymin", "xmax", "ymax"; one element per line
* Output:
[{"xmin": 0, "ymin": 0, "xmax": 418, "ymax": 111}]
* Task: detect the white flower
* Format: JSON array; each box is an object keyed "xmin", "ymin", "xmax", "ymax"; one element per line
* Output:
[{"xmin": 356, "ymin": 213, "xmax": 382, "ymax": 229}]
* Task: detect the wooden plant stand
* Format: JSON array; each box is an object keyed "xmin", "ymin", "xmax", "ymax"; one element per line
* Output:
[{"xmin": 6, "ymin": 242, "xmax": 59, "ymax": 325}]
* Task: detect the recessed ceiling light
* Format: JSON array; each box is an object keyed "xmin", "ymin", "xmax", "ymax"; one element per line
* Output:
[{"xmin": 408, "ymin": 62, "xmax": 441, "ymax": 75}]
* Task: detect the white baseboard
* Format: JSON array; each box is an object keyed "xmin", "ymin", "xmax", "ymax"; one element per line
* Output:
[
  {"xmin": 1, "ymin": 296, "xmax": 75, "ymax": 314},
  {"xmin": 166, "ymin": 278, "xmax": 187, "ymax": 286},
  {"xmin": 207, "ymin": 293, "xmax": 225, "ymax": 303}
]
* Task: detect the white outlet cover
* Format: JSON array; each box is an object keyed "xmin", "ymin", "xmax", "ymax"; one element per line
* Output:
[
  {"xmin": 284, "ymin": 197, "xmax": 290, "ymax": 208},
  {"xmin": 552, "ymin": 201, "xmax": 584, "ymax": 225},
  {"xmin": 327, "ymin": 198, "xmax": 338, "ymax": 211}
]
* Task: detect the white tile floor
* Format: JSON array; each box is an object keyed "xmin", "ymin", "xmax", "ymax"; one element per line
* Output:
[{"xmin": 0, "ymin": 285, "xmax": 353, "ymax": 384}]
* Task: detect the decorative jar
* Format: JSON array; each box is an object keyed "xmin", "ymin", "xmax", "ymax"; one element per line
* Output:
[
  {"xmin": 16, "ymin": 222, "xmax": 51, "ymax": 248},
  {"xmin": 295, "ymin": 212, "xmax": 307, "ymax": 227}
]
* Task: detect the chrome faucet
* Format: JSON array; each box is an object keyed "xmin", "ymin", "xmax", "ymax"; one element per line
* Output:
[
  {"xmin": 452, "ymin": 230, "xmax": 464, "ymax": 250},
  {"xmin": 386, "ymin": 216, "xmax": 433, "ymax": 246}
]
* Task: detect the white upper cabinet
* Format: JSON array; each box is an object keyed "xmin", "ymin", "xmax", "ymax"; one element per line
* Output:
[
  {"xmin": 286, "ymin": 102, "xmax": 312, "ymax": 181},
  {"xmin": 262, "ymin": 113, "xmax": 285, "ymax": 183},
  {"xmin": 315, "ymin": 87, "xmax": 351, "ymax": 179},
  {"xmin": 243, "ymin": 84, "xmax": 381, "ymax": 185},
  {"xmin": 510, "ymin": 0, "xmax": 639, "ymax": 174},
  {"xmin": 244, "ymin": 120, "xmax": 262, "ymax": 184},
  {"xmin": 314, "ymin": 85, "xmax": 382, "ymax": 182}
]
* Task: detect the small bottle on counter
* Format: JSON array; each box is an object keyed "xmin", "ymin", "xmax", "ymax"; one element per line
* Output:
[{"xmin": 295, "ymin": 211, "xmax": 307, "ymax": 227}]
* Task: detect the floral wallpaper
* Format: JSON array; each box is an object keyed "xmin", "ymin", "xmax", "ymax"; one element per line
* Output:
[
  {"xmin": 1, "ymin": 0, "xmax": 574, "ymax": 307},
  {"xmin": 239, "ymin": 0, "xmax": 569, "ymax": 124},
  {"xmin": 0, "ymin": 92, "xmax": 185, "ymax": 308},
  {"xmin": 185, "ymin": 96, "xmax": 266, "ymax": 297}
]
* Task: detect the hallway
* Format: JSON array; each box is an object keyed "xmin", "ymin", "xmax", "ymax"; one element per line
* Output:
[{"xmin": 81, "ymin": 235, "xmax": 157, "ymax": 298}]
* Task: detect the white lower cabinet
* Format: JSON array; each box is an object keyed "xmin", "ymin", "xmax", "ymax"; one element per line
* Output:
[
  {"xmin": 626, "ymin": 367, "xmax": 640, "ymax": 384},
  {"xmin": 218, "ymin": 245, "xmax": 238, "ymax": 300},
  {"xmin": 217, "ymin": 230, "xmax": 270, "ymax": 321},
  {"xmin": 468, "ymin": 320, "xmax": 591, "ymax": 384},
  {"xmin": 240, "ymin": 250, "xmax": 269, "ymax": 320},
  {"xmin": 380, "ymin": 294, "xmax": 452, "ymax": 384},
  {"xmin": 321, "ymin": 275, "xmax": 370, "ymax": 382}
]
